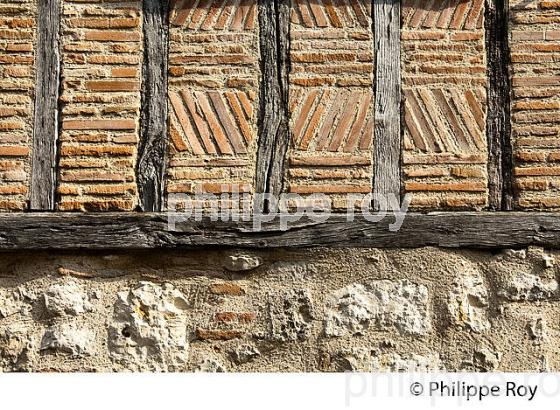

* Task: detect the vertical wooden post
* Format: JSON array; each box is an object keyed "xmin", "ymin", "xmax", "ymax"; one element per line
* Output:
[
  {"xmin": 30, "ymin": 0, "xmax": 61, "ymax": 211},
  {"xmin": 486, "ymin": 0, "xmax": 513, "ymax": 210},
  {"xmin": 137, "ymin": 0, "xmax": 170, "ymax": 211},
  {"xmin": 373, "ymin": 0, "xmax": 401, "ymax": 209},
  {"xmin": 254, "ymin": 0, "xmax": 290, "ymax": 213}
]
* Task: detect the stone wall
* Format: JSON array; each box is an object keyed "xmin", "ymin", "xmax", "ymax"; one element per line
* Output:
[{"xmin": 1, "ymin": 247, "xmax": 560, "ymax": 372}]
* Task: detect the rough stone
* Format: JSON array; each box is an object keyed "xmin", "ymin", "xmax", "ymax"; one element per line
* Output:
[
  {"xmin": 529, "ymin": 247, "xmax": 556, "ymax": 270},
  {"xmin": 498, "ymin": 272, "xmax": 558, "ymax": 301},
  {"xmin": 222, "ymin": 254, "xmax": 262, "ymax": 272},
  {"xmin": 0, "ymin": 287, "xmax": 32, "ymax": 319},
  {"xmin": 268, "ymin": 289, "xmax": 315, "ymax": 341},
  {"xmin": 0, "ymin": 324, "xmax": 33, "ymax": 371},
  {"xmin": 543, "ymin": 254, "xmax": 555, "ymax": 269},
  {"xmin": 195, "ymin": 357, "xmax": 227, "ymax": 373},
  {"xmin": 528, "ymin": 318, "xmax": 546, "ymax": 345},
  {"xmin": 267, "ymin": 261, "xmax": 319, "ymax": 281},
  {"xmin": 472, "ymin": 348, "xmax": 501, "ymax": 371},
  {"xmin": 448, "ymin": 264, "xmax": 490, "ymax": 332},
  {"xmin": 40, "ymin": 323, "xmax": 95, "ymax": 357},
  {"xmin": 489, "ymin": 248, "xmax": 559, "ymax": 301},
  {"xmin": 503, "ymin": 249, "xmax": 527, "ymax": 260},
  {"xmin": 43, "ymin": 281, "xmax": 93, "ymax": 317},
  {"xmin": 330, "ymin": 347, "xmax": 372, "ymax": 372},
  {"xmin": 371, "ymin": 353, "xmax": 443, "ymax": 372},
  {"xmin": 231, "ymin": 344, "xmax": 261, "ymax": 365},
  {"xmin": 324, "ymin": 280, "xmax": 430, "ymax": 337},
  {"xmin": 108, "ymin": 282, "xmax": 191, "ymax": 371}
]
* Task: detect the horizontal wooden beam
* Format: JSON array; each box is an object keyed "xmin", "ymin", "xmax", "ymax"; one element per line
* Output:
[{"xmin": 0, "ymin": 213, "xmax": 559, "ymax": 250}]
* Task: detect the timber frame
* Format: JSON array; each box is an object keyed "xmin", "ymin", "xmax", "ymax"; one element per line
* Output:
[
  {"xmin": 10, "ymin": 1, "xmax": 558, "ymax": 250},
  {"xmin": 0, "ymin": 212, "xmax": 559, "ymax": 250}
]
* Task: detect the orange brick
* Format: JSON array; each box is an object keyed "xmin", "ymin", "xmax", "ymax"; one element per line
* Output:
[
  {"xmin": 0, "ymin": 184, "xmax": 26, "ymax": 195},
  {"xmin": 83, "ymin": 184, "xmax": 136, "ymax": 196},
  {"xmin": 84, "ymin": 30, "xmax": 141, "ymax": 42},
  {"xmin": 0, "ymin": 146, "xmax": 30, "ymax": 157},
  {"xmin": 214, "ymin": 312, "xmax": 256, "ymax": 324},
  {"xmin": 515, "ymin": 167, "xmax": 560, "ymax": 177},
  {"xmin": 66, "ymin": 18, "xmax": 140, "ymax": 30},
  {"xmin": 405, "ymin": 182, "xmax": 487, "ymax": 192},
  {"xmin": 57, "ymin": 199, "xmax": 135, "ymax": 212},
  {"xmin": 62, "ymin": 119, "xmax": 136, "ymax": 131},
  {"xmin": 111, "ymin": 67, "xmax": 138, "ymax": 78},
  {"xmin": 60, "ymin": 145, "xmax": 134, "ymax": 156},
  {"xmin": 85, "ymin": 80, "xmax": 140, "ymax": 92},
  {"xmin": 289, "ymin": 184, "xmax": 371, "ymax": 194},
  {"xmin": 516, "ymin": 179, "xmax": 549, "ymax": 191},
  {"xmin": 209, "ymin": 283, "xmax": 246, "ymax": 296},
  {"xmin": 443, "ymin": 196, "xmax": 487, "ymax": 208},
  {"xmin": 516, "ymin": 151, "xmax": 548, "ymax": 162}
]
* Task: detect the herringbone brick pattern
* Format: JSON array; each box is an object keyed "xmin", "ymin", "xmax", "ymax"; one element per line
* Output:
[
  {"xmin": 0, "ymin": 0, "xmax": 35, "ymax": 211},
  {"xmin": 167, "ymin": 0, "xmax": 258, "ymax": 205},
  {"xmin": 511, "ymin": 0, "xmax": 560, "ymax": 209},
  {"xmin": 402, "ymin": 0, "xmax": 484, "ymax": 30},
  {"xmin": 58, "ymin": 0, "xmax": 143, "ymax": 211},
  {"xmin": 287, "ymin": 0, "xmax": 374, "ymax": 208},
  {"xmin": 404, "ymin": 88, "xmax": 486, "ymax": 153},
  {"xmin": 402, "ymin": 0, "xmax": 488, "ymax": 210}
]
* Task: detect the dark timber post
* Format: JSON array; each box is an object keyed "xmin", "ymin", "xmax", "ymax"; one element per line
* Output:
[
  {"xmin": 30, "ymin": 0, "xmax": 61, "ymax": 211},
  {"xmin": 486, "ymin": 0, "xmax": 513, "ymax": 210},
  {"xmin": 373, "ymin": 0, "xmax": 401, "ymax": 210},
  {"xmin": 255, "ymin": 0, "xmax": 290, "ymax": 213},
  {"xmin": 137, "ymin": 0, "xmax": 170, "ymax": 212}
]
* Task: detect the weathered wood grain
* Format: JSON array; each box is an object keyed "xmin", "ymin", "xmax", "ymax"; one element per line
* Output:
[
  {"xmin": 1, "ymin": 212, "xmax": 560, "ymax": 250},
  {"xmin": 137, "ymin": 0, "xmax": 169, "ymax": 211},
  {"xmin": 254, "ymin": 0, "xmax": 290, "ymax": 213},
  {"xmin": 373, "ymin": 0, "xmax": 401, "ymax": 209},
  {"xmin": 30, "ymin": 0, "xmax": 61, "ymax": 210},
  {"xmin": 486, "ymin": 0, "xmax": 513, "ymax": 210}
]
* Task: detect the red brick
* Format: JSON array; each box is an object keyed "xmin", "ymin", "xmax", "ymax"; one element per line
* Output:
[
  {"xmin": 62, "ymin": 119, "xmax": 136, "ymax": 131},
  {"xmin": 209, "ymin": 283, "xmax": 246, "ymax": 296}
]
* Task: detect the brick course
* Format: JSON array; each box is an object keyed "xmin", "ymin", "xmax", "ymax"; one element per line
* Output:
[
  {"xmin": 57, "ymin": 0, "xmax": 143, "ymax": 211},
  {"xmin": 511, "ymin": 0, "xmax": 560, "ymax": 209},
  {"xmin": 402, "ymin": 0, "xmax": 489, "ymax": 210},
  {"xmin": 0, "ymin": 0, "xmax": 36, "ymax": 211}
]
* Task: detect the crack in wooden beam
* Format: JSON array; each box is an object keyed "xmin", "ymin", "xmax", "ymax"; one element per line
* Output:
[
  {"xmin": 486, "ymin": 0, "xmax": 514, "ymax": 210},
  {"xmin": 1, "ymin": 212, "xmax": 560, "ymax": 250},
  {"xmin": 254, "ymin": 0, "xmax": 291, "ymax": 213},
  {"xmin": 373, "ymin": 0, "xmax": 402, "ymax": 209},
  {"xmin": 30, "ymin": 0, "xmax": 61, "ymax": 210},
  {"xmin": 137, "ymin": 0, "xmax": 170, "ymax": 211}
]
